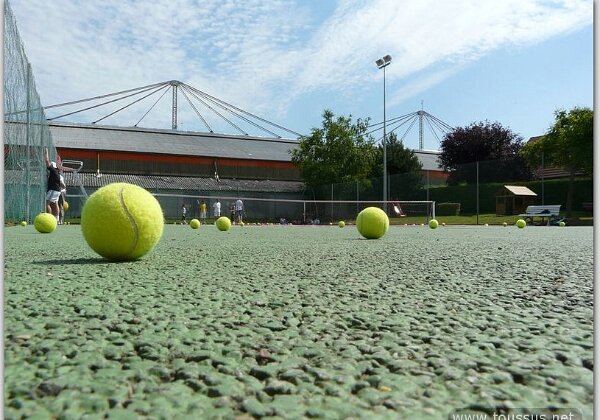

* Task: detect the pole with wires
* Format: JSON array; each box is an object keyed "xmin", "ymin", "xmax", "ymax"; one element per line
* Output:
[{"xmin": 376, "ymin": 55, "xmax": 392, "ymax": 212}]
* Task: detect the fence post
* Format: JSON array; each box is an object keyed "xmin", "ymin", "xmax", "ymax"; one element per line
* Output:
[
  {"xmin": 25, "ymin": 63, "xmax": 32, "ymax": 221},
  {"xmin": 426, "ymin": 171, "xmax": 430, "ymax": 202},
  {"xmin": 541, "ymin": 151, "xmax": 545, "ymax": 205},
  {"xmin": 356, "ymin": 180, "xmax": 360, "ymax": 214},
  {"xmin": 476, "ymin": 161, "xmax": 479, "ymax": 225},
  {"xmin": 331, "ymin": 184, "xmax": 334, "ymax": 222}
]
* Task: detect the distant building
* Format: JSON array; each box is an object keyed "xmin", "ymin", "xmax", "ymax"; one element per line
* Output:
[{"xmin": 527, "ymin": 136, "xmax": 584, "ymax": 179}]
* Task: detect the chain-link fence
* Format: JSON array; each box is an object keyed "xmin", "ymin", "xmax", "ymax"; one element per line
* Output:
[
  {"xmin": 307, "ymin": 156, "xmax": 593, "ymax": 224},
  {"xmin": 4, "ymin": 0, "xmax": 57, "ymax": 223}
]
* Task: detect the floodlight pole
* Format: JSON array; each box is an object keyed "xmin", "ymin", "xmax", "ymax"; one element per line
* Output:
[
  {"xmin": 376, "ymin": 55, "xmax": 392, "ymax": 211},
  {"xmin": 170, "ymin": 80, "xmax": 180, "ymax": 130}
]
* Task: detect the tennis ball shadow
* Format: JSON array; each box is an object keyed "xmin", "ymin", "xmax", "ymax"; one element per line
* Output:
[{"xmin": 35, "ymin": 258, "xmax": 130, "ymax": 265}]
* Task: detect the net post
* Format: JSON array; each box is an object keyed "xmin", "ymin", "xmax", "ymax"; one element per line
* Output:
[{"xmin": 303, "ymin": 201, "xmax": 306, "ymax": 224}]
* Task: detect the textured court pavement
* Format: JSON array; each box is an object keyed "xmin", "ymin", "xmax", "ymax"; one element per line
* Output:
[{"xmin": 4, "ymin": 224, "xmax": 594, "ymax": 419}]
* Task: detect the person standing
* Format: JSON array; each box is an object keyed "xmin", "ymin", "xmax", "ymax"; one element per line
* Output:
[
  {"xmin": 199, "ymin": 200, "xmax": 207, "ymax": 224},
  {"xmin": 235, "ymin": 198, "xmax": 244, "ymax": 224},
  {"xmin": 213, "ymin": 199, "xmax": 221, "ymax": 220},
  {"xmin": 58, "ymin": 171, "xmax": 67, "ymax": 225},
  {"xmin": 229, "ymin": 202, "xmax": 236, "ymax": 224},
  {"xmin": 44, "ymin": 148, "xmax": 61, "ymax": 222},
  {"xmin": 181, "ymin": 204, "xmax": 187, "ymax": 224}
]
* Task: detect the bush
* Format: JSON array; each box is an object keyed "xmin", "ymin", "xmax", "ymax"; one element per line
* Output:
[{"xmin": 436, "ymin": 202, "xmax": 461, "ymax": 216}]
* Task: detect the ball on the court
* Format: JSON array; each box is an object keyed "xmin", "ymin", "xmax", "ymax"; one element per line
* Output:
[
  {"xmin": 63, "ymin": 201, "xmax": 69, "ymax": 211},
  {"xmin": 502, "ymin": 222, "xmax": 507, "ymax": 227},
  {"xmin": 81, "ymin": 183, "xmax": 164, "ymax": 261},
  {"xmin": 216, "ymin": 216, "xmax": 231, "ymax": 231},
  {"xmin": 356, "ymin": 207, "xmax": 389, "ymax": 239},
  {"xmin": 20, "ymin": 220, "xmax": 27, "ymax": 226},
  {"xmin": 190, "ymin": 219, "xmax": 200, "ymax": 229},
  {"xmin": 240, "ymin": 221, "xmax": 245, "ymax": 227},
  {"xmin": 34, "ymin": 212, "xmax": 57, "ymax": 233},
  {"xmin": 516, "ymin": 219, "xmax": 526, "ymax": 229},
  {"xmin": 559, "ymin": 221, "xmax": 566, "ymax": 227},
  {"xmin": 338, "ymin": 221, "xmax": 345, "ymax": 228},
  {"xmin": 442, "ymin": 222, "xmax": 446, "ymax": 227},
  {"xmin": 429, "ymin": 219, "xmax": 439, "ymax": 229}
]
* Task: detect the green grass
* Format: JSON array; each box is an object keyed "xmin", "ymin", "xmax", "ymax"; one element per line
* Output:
[{"xmin": 388, "ymin": 212, "xmax": 592, "ymax": 226}]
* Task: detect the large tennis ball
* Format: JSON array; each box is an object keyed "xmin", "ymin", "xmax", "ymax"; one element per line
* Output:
[
  {"xmin": 429, "ymin": 219, "xmax": 439, "ymax": 229},
  {"xmin": 34, "ymin": 212, "xmax": 57, "ymax": 233},
  {"xmin": 81, "ymin": 183, "xmax": 164, "ymax": 261},
  {"xmin": 190, "ymin": 219, "xmax": 201, "ymax": 229},
  {"xmin": 216, "ymin": 216, "xmax": 231, "ymax": 231},
  {"xmin": 356, "ymin": 207, "xmax": 389, "ymax": 239},
  {"xmin": 63, "ymin": 201, "xmax": 69, "ymax": 211},
  {"xmin": 516, "ymin": 219, "xmax": 526, "ymax": 229}
]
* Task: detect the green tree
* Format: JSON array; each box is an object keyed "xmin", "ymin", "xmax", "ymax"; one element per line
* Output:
[
  {"xmin": 439, "ymin": 121, "xmax": 531, "ymax": 185},
  {"xmin": 290, "ymin": 110, "xmax": 377, "ymax": 188},
  {"xmin": 371, "ymin": 132, "xmax": 423, "ymax": 200},
  {"xmin": 520, "ymin": 107, "xmax": 593, "ymax": 217}
]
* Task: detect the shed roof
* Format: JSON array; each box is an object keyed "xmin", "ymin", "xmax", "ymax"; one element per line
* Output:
[
  {"xmin": 413, "ymin": 149, "xmax": 442, "ymax": 172},
  {"xmin": 502, "ymin": 185, "xmax": 538, "ymax": 196}
]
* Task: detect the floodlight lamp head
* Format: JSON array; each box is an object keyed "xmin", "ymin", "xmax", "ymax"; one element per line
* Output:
[
  {"xmin": 375, "ymin": 58, "xmax": 385, "ymax": 68},
  {"xmin": 383, "ymin": 55, "xmax": 392, "ymax": 63}
]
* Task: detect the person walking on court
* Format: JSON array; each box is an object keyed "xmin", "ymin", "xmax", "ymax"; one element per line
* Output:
[
  {"xmin": 229, "ymin": 202, "xmax": 236, "ymax": 224},
  {"xmin": 58, "ymin": 170, "xmax": 67, "ymax": 225},
  {"xmin": 44, "ymin": 148, "xmax": 61, "ymax": 222},
  {"xmin": 213, "ymin": 199, "xmax": 221, "ymax": 220},
  {"xmin": 199, "ymin": 200, "xmax": 207, "ymax": 224},
  {"xmin": 181, "ymin": 204, "xmax": 187, "ymax": 224},
  {"xmin": 235, "ymin": 198, "xmax": 244, "ymax": 224}
]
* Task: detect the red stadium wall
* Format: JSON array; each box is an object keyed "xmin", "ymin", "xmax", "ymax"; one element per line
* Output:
[{"xmin": 57, "ymin": 148, "xmax": 301, "ymax": 180}]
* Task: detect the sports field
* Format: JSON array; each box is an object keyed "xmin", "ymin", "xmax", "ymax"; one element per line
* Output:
[{"xmin": 4, "ymin": 224, "xmax": 593, "ymax": 419}]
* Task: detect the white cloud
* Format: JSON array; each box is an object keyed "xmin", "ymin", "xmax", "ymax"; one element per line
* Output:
[{"xmin": 8, "ymin": 0, "xmax": 592, "ymax": 133}]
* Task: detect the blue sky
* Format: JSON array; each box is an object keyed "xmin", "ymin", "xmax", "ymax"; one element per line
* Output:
[{"xmin": 9, "ymin": 0, "xmax": 593, "ymax": 150}]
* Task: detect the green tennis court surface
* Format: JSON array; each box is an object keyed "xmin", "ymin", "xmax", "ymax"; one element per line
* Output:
[{"xmin": 4, "ymin": 224, "xmax": 593, "ymax": 418}]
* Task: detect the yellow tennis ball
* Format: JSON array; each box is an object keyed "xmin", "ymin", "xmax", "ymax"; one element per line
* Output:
[
  {"xmin": 356, "ymin": 207, "xmax": 389, "ymax": 239},
  {"xmin": 559, "ymin": 221, "xmax": 566, "ymax": 227},
  {"xmin": 502, "ymin": 222, "xmax": 508, "ymax": 227},
  {"xmin": 63, "ymin": 201, "xmax": 69, "ymax": 211},
  {"xmin": 81, "ymin": 183, "xmax": 164, "ymax": 261},
  {"xmin": 429, "ymin": 219, "xmax": 439, "ymax": 229},
  {"xmin": 338, "ymin": 220, "xmax": 345, "ymax": 228},
  {"xmin": 216, "ymin": 216, "xmax": 231, "ymax": 231},
  {"xmin": 190, "ymin": 219, "xmax": 200, "ymax": 229},
  {"xmin": 516, "ymin": 219, "xmax": 526, "ymax": 229},
  {"xmin": 20, "ymin": 220, "xmax": 27, "ymax": 226},
  {"xmin": 34, "ymin": 212, "xmax": 57, "ymax": 233}
]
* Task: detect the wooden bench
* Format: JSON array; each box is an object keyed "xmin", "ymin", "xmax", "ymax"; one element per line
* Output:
[{"xmin": 519, "ymin": 205, "xmax": 562, "ymax": 226}]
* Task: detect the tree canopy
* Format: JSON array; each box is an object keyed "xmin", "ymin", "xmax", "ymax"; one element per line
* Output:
[
  {"xmin": 290, "ymin": 110, "xmax": 377, "ymax": 188},
  {"xmin": 520, "ymin": 106, "xmax": 593, "ymax": 217},
  {"xmin": 521, "ymin": 107, "xmax": 593, "ymax": 176},
  {"xmin": 438, "ymin": 121, "xmax": 530, "ymax": 185}
]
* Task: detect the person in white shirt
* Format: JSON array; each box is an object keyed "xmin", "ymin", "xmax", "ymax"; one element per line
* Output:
[
  {"xmin": 235, "ymin": 199, "xmax": 244, "ymax": 224},
  {"xmin": 58, "ymin": 173, "xmax": 67, "ymax": 225},
  {"xmin": 213, "ymin": 200, "xmax": 221, "ymax": 220}
]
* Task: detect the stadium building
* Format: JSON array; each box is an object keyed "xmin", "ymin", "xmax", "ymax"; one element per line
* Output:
[{"xmin": 50, "ymin": 121, "xmax": 446, "ymax": 221}]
